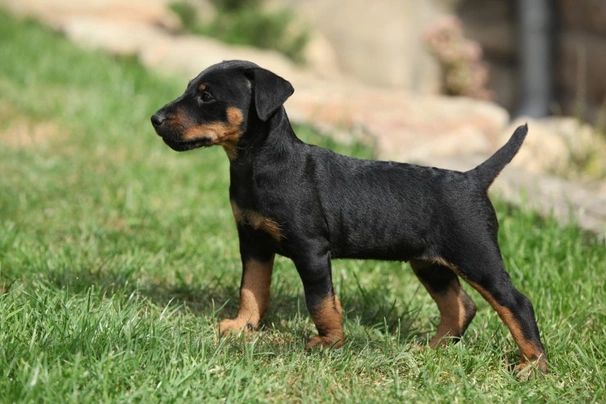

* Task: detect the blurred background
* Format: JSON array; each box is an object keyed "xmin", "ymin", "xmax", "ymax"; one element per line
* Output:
[
  {"xmin": 281, "ymin": 0, "xmax": 605, "ymax": 125},
  {"xmin": 2, "ymin": 0, "xmax": 606, "ymax": 226},
  {"xmin": 2, "ymin": 2, "xmax": 606, "ymax": 399},
  {"xmin": 188, "ymin": 0, "xmax": 604, "ymax": 124},
  {"xmin": 5, "ymin": 0, "xmax": 606, "ymax": 123}
]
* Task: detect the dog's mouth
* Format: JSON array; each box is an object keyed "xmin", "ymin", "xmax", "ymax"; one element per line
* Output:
[{"xmin": 161, "ymin": 136, "xmax": 214, "ymax": 152}]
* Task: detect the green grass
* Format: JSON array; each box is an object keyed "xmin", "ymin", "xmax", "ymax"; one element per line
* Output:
[{"xmin": 1, "ymin": 10, "xmax": 606, "ymax": 403}]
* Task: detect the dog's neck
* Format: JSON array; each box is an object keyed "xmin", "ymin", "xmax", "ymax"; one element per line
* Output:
[
  {"xmin": 228, "ymin": 108, "xmax": 301, "ymax": 201},
  {"xmin": 232, "ymin": 108, "xmax": 300, "ymax": 165}
]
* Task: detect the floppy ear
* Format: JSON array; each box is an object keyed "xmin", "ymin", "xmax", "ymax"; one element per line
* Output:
[{"xmin": 249, "ymin": 68, "xmax": 294, "ymax": 121}]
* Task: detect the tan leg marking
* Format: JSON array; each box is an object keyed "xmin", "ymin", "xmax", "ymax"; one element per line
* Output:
[
  {"xmin": 427, "ymin": 284, "xmax": 476, "ymax": 348},
  {"xmin": 219, "ymin": 258, "xmax": 274, "ymax": 334},
  {"xmin": 306, "ymin": 295, "xmax": 344, "ymax": 349},
  {"xmin": 435, "ymin": 258, "xmax": 540, "ymax": 354},
  {"xmin": 422, "ymin": 258, "xmax": 546, "ymax": 373},
  {"xmin": 466, "ymin": 280, "xmax": 547, "ymax": 374},
  {"xmin": 412, "ymin": 259, "xmax": 476, "ymax": 347}
]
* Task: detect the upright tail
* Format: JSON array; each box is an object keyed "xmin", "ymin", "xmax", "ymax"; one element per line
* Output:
[{"xmin": 472, "ymin": 124, "xmax": 528, "ymax": 189}]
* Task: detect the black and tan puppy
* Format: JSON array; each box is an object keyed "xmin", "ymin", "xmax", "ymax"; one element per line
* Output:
[{"xmin": 151, "ymin": 60, "xmax": 547, "ymax": 374}]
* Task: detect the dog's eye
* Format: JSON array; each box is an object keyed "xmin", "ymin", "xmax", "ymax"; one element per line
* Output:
[{"xmin": 200, "ymin": 91, "xmax": 214, "ymax": 103}]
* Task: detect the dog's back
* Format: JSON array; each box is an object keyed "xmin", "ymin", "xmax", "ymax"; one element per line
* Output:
[{"xmin": 299, "ymin": 125, "xmax": 527, "ymax": 262}]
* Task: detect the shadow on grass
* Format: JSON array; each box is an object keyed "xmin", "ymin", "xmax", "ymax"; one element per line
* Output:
[
  {"xmin": 39, "ymin": 262, "xmax": 237, "ymax": 314},
  {"xmin": 37, "ymin": 263, "xmax": 422, "ymax": 346}
]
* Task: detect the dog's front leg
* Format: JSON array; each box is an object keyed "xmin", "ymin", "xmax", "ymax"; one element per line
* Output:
[
  {"xmin": 294, "ymin": 249, "xmax": 344, "ymax": 349},
  {"xmin": 219, "ymin": 253, "xmax": 275, "ymax": 334}
]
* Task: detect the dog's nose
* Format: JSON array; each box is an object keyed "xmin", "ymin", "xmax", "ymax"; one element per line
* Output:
[{"xmin": 151, "ymin": 112, "xmax": 166, "ymax": 128}]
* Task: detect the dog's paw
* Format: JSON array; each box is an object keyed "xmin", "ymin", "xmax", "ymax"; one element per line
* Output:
[
  {"xmin": 514, "ymin": 357, "xmax": 548, "ymax": 380},
  {"xmin": 305, "ymin": 333, "xmax": 344, "ymax": 350},
  {"xmin": 219, "ymin": 318, "xmax": 254, "ymax": 335}
]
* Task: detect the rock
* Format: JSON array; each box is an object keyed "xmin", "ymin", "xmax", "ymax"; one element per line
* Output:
[
  {"xmin": 61, "ymin": 18, "xmax": 168, "ymax": 56},
  {"xmin": 139, "ymin": 34, "xmax": 298, "ymax": 80},
  {"xmin": 302, "ymin": 31, "xmax": 341, "ymax": 79},
  {"xmin": 493, "ymin": 166, "xmax": 606, "ymax": 237},
  {"xmin": 278, "ymin": 0, "xmax": 446, "ymax": 92},
  {"xmin": 2, "ymin": 0, "xmax": 180, "ymax": 31},
  {"xmin": 47, "ymin": 12, "xmax": 299, "ymax": 80},
  {"xmin": 377, "ymin": 96, "xmax": 509, "ymax": 163}
]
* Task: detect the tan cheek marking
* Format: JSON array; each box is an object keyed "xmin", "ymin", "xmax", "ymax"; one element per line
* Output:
[
  {"xmin": 181, "ymin": 122, "xmax": 223, "ymax": 142},
  {"xmin": 180, "ymin": 107, "xmax": 244, "ymax": 160},
  {"xmin": 221, "ymin": 107, "xmax": 244, "ymax": 160},
  {"xmin": 227, "ymin": 106, "xmax": 244, "ymax": 126},
  {"xmin": 231, "ymin": 200, "xmax": 282, "ymax": 241},
  {"xmin": 166, "ymin": 107, "xmax": 190, "ymax": 128},
  {"xmin": 219, "ymin": 258, "xmax": 274, "ymax": 333}
]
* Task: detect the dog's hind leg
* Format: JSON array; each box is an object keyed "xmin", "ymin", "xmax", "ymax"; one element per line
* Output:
[
  {"xmin": 442, "ymin": 246, "xmax": 548, "ymax": 374},
  {"xmin": 410, "ymin": 260, "xmax": 477, "ymax": 347}
]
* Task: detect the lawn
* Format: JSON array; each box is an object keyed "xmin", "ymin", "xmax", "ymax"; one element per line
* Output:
[{"xmin": 1, "ymin": 10, "xmax": 605, "ymax": 403}]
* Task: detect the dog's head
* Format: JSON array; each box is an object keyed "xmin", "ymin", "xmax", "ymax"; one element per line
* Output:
[{"xmin": 150, "ymin": 60, "xmax": 294, "ymax": 159}]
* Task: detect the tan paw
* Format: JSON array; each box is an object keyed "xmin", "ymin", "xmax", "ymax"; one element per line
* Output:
[
  {"xmin": 514, "ymin": 357, "xmax": 548, "ymax": 379},
  {"xmin": 305, "ymin": 333, "xmax": 344, "ymax": 350},
  {"xmin": 219, "ymin": 318, "xmax": 254, "ymax": 335}
]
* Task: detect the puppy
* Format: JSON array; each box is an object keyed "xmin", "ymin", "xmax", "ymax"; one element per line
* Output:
[{"xmin": 151, "ymin": 60, "xmax": 547, "ymax": 374}]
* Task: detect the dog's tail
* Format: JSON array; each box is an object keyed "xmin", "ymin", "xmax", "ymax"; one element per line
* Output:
[{"xmin": 471, "ymin": 124, "xmax": 528, "ymax": 189}]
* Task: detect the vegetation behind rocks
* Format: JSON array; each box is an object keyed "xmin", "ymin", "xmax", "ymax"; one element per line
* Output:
[{"xmin": 170, "ymin": 0, "xmax": 309, "ymax": 63}]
